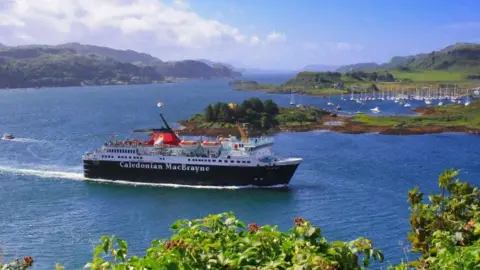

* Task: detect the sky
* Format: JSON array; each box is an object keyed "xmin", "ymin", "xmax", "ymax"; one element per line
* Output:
[{"xmin": 1, "ymin": 0, "xmax": 480, "ymax": 69}]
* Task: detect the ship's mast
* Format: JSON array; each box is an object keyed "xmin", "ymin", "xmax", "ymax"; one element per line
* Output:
[{"xmin": 237, "ymin": 123, "xmax": 249, "ymax": 142}]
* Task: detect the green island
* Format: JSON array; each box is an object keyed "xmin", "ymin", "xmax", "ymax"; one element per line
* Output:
[
  {"xmin": 177, "ymin": 98, "xmax": 328, "ymax": 136},
  {"xmin": 232, "ymin": 43, "xmax": 480, "ymax": 97},
  {"xmin": 0, "ymin": 43, "xmax": 241, "ymax": 89},
  {"xmin": 4, "ymin": 169, "xmax": 479, "ymax": 269},
  {"xmin": 176, "ymin": 98, "xmax": 480, "ymax": 136},
  {"xmin": 353, "ymin": 99, "xmax": 480, "ymax": 131}
]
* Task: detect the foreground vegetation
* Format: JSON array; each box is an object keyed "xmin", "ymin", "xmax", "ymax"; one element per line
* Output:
[
  {"xmin": 3, "ymin": 169, "xmax": 480, "ymax": 269},
  {"xmin": 185, "ymin": 98, "xmax": 326, "ymax": 130},
  {"xmin": 354, "ymin": 99, "xmax": 480, "ymax": 129}
]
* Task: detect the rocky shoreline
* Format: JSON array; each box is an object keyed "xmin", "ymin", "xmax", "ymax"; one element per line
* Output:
[{"xmin": 175, "ymin": 114, "xmax": 480, "ymax": 137}]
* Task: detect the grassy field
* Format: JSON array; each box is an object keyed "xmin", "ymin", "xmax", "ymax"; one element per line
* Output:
[
  {"xmin": 353, "ymin": 100, "xmax": 480, "ymax": 129},
  {"xmin": 265, "ymin": 87, "xmax": 348, "ymax": 95},
  {"xmin": 389, "ymin": 69, "xmax": 470, "ymax": 82}
]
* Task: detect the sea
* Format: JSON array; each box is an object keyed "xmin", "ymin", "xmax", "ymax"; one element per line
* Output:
[{"xmin": 1, "ymin": 73, "xmax": 479, "ymax": 269}]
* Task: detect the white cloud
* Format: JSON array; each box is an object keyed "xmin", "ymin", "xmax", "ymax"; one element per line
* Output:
[
  {"xmin": 266, "ymin": 31, "xmax": 286, "ymax": 43},
  {"xmin": 250, "ymin": 35, "xmax": 260, "ymax": 45},
  {"xmin": 0, "ymin": 0, "xmax": 287, "ymax": 64}
]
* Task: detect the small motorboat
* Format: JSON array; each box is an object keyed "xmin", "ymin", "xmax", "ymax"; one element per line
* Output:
[
  {"xmin": 336, "ymin": 105, "xmax": 342, "ymax": 110},
  {"xmin": 404, "ymin": 103, "xmax": 411, "ymax": 107},
  {"xmin": 370, "ymin": 107, "xmax": 381, "ymax": 113},
  {"xmin": 2, "ymin": 133, "xmax": 15, "ymax": 140}
]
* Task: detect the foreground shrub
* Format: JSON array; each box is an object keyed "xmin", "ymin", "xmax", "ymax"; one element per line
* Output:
[
  {"xmin": 0, "ymin": 257, "xmax": 34, "ymax": 270},
  {"xmin": 392, "ymin": 169, "xmax": 480, "ymax": 269},
  {"xmin": 86, "ymin": 212, "xmax": 383, "ymax": 269}
]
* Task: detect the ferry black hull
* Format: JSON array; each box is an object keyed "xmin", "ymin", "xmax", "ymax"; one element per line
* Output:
[{"xmin": 83, "ymin": 160, "xmax": 299, "ymax": 187}]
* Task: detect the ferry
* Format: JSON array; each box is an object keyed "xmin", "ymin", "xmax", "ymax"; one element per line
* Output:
[{"xmin": 82, "ymin": 105, "xmax": 302, "ymax": 187}]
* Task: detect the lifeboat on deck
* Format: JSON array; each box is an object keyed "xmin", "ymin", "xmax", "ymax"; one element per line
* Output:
[
  {"xmin": 201, "ymin": 140, "xmax": 221, "ymax": 151},
  {"xmin": 179, "ymin": 140, "xmax": 198, "ymax": 150},
  {"xmin": 218, "ymin": 137, "xmax": 231, "ymax": 142}
]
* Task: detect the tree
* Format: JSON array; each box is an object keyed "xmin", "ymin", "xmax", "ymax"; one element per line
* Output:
[
  {"xmin": 263, "ymin": 99, "xmax": 279, "ymax": 115},
  {"xmin": 243, "ymin": 97, "xmax": 264, "ymax": 113},
  {"xmin": 204, "ymin": 104, "xmax": 215, "ymax": 121},
  {"xmin": 402, "ymin": 169, "xmax": 480, "ymax": 269},
  {"xmin": 212, "ymin": 102, "xmax": 222, "ymax": 120}
]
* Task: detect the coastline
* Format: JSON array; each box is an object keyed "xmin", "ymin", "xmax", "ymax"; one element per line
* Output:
[
  {"xmin": 0, "ymin": 76, "xmax": 238, "ymax": 91},
  {"xmin": 176, "ymin": 114, "xmax": 480, "ymax": 137}
]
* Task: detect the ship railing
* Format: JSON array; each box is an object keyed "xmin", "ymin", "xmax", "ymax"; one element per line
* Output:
[{"xmin": 224, "ymin": 136, "xmax": 274, "ymax": 146}]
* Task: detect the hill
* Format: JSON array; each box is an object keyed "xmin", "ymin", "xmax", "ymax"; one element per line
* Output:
[
  {"xmin": 278, "ymin": 70, "xmax": 395, "ymax": 93},
  {"xmin": 0, "ymin": 43, "xmax": 242, "ymax": 88},
  {"xmin": 58, "ymin": 43, "xmax": 163, "ymax": 66},
  {"xmin": 156, "ymin": 60, "xmax": 241, "ymax": 79},
  {"xmin": 301, "ymin": 64, "xmax": 339, "ymax": 72},
  {"xmin": 57, "ymin": 43, "xmax": 241, "ymax": 78},
  {"xmin": 0, "ymin": 46, "xmax": 164, "ymax": 88},
  {"xmin": 336, "ymin": 42, "xmax": 480, "ymax": 72},
  {"xmin": 336, "ymin": 62, "xmax": 380, "ymax": 72}
]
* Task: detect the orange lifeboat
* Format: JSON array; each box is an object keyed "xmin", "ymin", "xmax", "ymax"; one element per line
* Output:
[
  {"xmin": 218, "ymin": 137, "xmax": 230, "ymax": 142},
  {"xmin": 201, "ymin": 140, "xmax": 221, "ymax": 150},
  {"xmin": 179, "ymin": 140, "xmax": 198, "ymax": 149}
]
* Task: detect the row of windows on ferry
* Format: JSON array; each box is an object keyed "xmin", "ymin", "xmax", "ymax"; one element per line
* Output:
[
  {"xmin": 101, "ymin": 155, "xmax": 143, "ymax": 160},
  {"xmin": 188, "ymin": 158, "xmax": 251, "ymax": 164},
  {"xmin": 106, "ymin": 149, "xmax": 136, "ymax": 154}
]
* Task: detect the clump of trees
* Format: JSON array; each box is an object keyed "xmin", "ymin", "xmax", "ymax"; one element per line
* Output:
[
  {"xmin": 203, "ymin": 98, "xmax": 280, "ymax": 129},
  {"xmin": 391, "ymin": 169, "xmax": 480, "ymax": 269}
]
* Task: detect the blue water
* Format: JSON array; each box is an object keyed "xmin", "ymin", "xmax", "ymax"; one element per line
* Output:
[{"xmin": 1, "ymin": 75, "xmax": 480, "ymax": 269}]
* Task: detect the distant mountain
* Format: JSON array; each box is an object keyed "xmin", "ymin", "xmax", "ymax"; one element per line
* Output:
[
  {"xmin": 58, "ymin": 43, "xmax": 163, "ymax": 66},
  {"xmin": 336, "ymin": 42, "xmax": 480, "ymax": 72},
  {"xmin": 392, "ymin": 43, "xmax": 480, "ymax": 70},
  {"xmin": 301, "ymin": 65, "xmax": 339, "ymax": 72},
  {"xmin": 0, "ymin": 46, "xmax": 164, "ymax": 89},
  {"xmin": 58, "ymin": 43, "xmax": 241, "ymax": 78},
  {"xmin": 0, "ymin": 43, "xmax": 242, "ymax": 88},
  {"xmin": 336, "ymin": 62, "xmax": 380, "ymax": 72},
  {"xmin": 157, "ymin": 60, "xmax": 241, "ymax": 78}
]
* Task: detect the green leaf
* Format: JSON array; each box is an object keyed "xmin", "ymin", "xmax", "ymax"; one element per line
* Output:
[
  {"xmin": 305, "ymin": 227, "xmax": 317, "ymax": 237},
  {"xmin": 170, "ymin": 220, "xmax": 182, "ymax": 231}
]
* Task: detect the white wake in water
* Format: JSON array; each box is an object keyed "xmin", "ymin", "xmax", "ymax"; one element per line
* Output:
[
  {"xmin": 0, "ymin": 165, "xmax": 84, "ymax": 180},
  {"xmin": 1, "ymin": 137, "xmax": 45, "ymax": 143},
  {"xmin": 0, "ymin": 165, "xmax": 288, "ymax": 190}
]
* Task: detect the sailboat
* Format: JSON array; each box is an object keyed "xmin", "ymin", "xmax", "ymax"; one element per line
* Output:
[
  {"xmin": 327, "ymin": 94, "xmax": 334, "ymax": 106},
  {"xmin": 289, "ymin": 91, "xmax": 296, "ymax": 106},
  {"xmin": 157, "ymin": 91, "xmax": 164, "ymax": 107}
]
